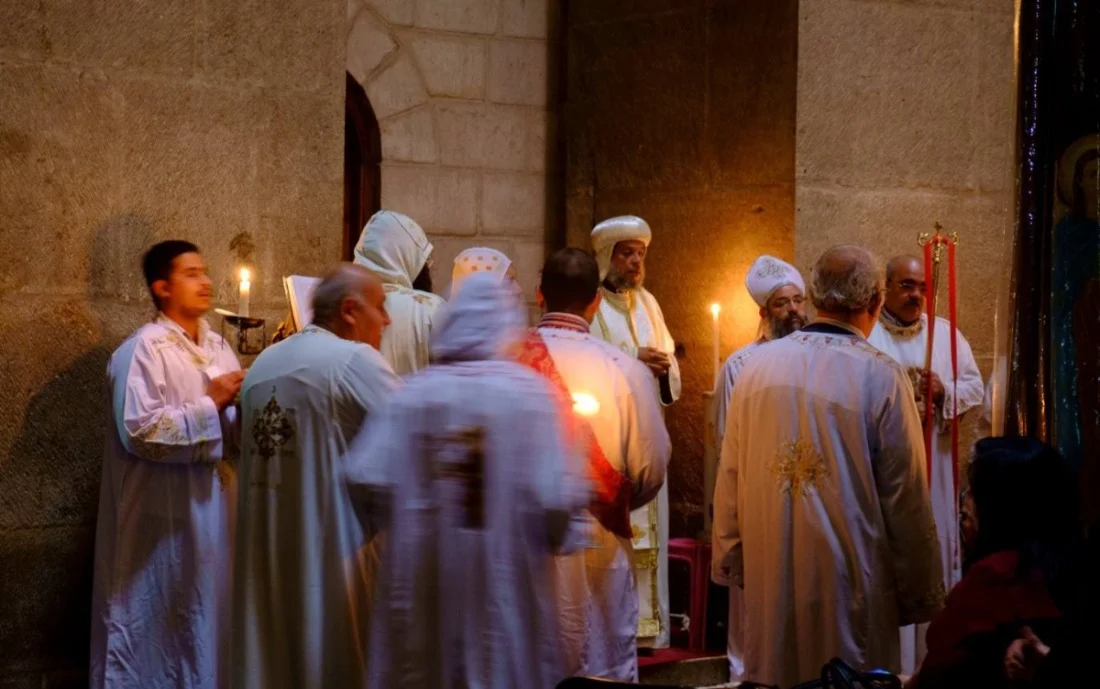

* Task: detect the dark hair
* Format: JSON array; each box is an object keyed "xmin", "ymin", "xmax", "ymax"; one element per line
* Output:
[
  {"xmin": 968, "ymin": 436, "xmax": 1082, "ymax": 609},
  {"xmin": 540, "ymin": 248, "xmax": 599, "ymax": 313},
  {"xmin": 142, "ymin": 240, "xmax": 200, "ymax": 309}
]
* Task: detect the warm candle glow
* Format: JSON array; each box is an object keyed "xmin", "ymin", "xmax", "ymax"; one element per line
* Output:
[
  {"xmin": 239, "ymin": 268, "xmax": 251, "ymax": 285},
  {"xmin": 571, "ymin": 392, "xmax": 600, "ymax": 417},
  {"xmin": 710, "ymin": 302, "xmax": 721, "ymax": 320}
]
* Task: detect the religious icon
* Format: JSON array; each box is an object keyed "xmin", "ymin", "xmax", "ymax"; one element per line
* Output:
[{"xmin": 1051, "ymin": 134, "xmax": 1100, "ymax": 460}]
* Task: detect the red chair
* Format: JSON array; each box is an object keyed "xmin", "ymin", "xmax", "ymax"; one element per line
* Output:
[{"xmin": 668, "ymin": 538, "xmax": 711, "ymax": 651}]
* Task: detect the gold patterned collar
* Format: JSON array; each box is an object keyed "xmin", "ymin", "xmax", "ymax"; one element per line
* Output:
[
  {"xmin": 155, "ymin": 314, "xmax": 217, "ymax": 365},
  {"xmin": 878, "ymin": 310, "xmax": 924, "ymax": 338}
]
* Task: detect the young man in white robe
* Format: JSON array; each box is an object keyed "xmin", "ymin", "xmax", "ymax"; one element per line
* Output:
[
  {"xmin": 231, "ymin": 264, "xmax": 401, "ymax": 689},
  {"xmin": 712, "ymin": 254, "xmax": 807, "ymax": 683},
  {"xmin": 589, "ymin": 215, "xmax": 678, "ymax": 647},
  {"xmin": 713, "ymin": 245, "xmax": 945, "ymax": 687},
  {"xmin": 514, "ymin": 248, "xmax": 672, "ymax": 681},
  {"xmin": 867, "ymin": 254, "xmax": 984, "ymax": 675},
  {"xmin": 90, "ymin": 241, "xmax": 244, "ymax": 689},
  {"xmin": 353, "ymin": 210, "xmax": 444, "ymax": 376},
  {"xmin": 344, "ymin": 273, "xmax": 590, "ymax": 689}
]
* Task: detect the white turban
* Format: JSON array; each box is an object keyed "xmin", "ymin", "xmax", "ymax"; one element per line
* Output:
[
  {"xmin": 451, "ymin": 247, "xmax": 513, "ymax": 296},
  {"xmin": 590, "ymin": 215, "xmax": 652, "ymax": 280},
  {"xmin": 746, "ymin": 255, "xmax": 805, "ymax": 307}
]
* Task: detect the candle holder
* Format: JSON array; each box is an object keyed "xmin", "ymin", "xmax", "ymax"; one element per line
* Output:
[{"xmin": 215, "ymin": 308, "xmax": 266, "ymax": 355}]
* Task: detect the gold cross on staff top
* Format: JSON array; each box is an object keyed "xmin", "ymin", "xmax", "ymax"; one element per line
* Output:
[{"xmin": 918, "ymin": 220, "xmax": 960, "ymax": 265}]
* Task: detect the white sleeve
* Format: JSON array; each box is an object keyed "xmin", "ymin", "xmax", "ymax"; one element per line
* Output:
[
  {"xmin": 620, "ymin": 359, "xmax": 671, "ymax": 510},
  {"xmin": 119, "ymin": 338, "xmax": 224, "ymax": 464},
  {"xmin": 711, "ymin": 383, "xmax": 742, "ymax": 588},
  {"xmin": 939, "ymin": 331, "xmax": 985, "ymax": 429},
  {"xmin": 873, "ymin": 368, "xmax": 945, "ymax": 625},
  {"xmin": 337, "ymin": 348, "xmax": 402, "ymax": 445}
]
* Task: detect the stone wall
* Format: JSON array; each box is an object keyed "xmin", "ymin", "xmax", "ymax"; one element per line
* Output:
[
  {"xmin": 347, "ymin": 0, "xmax": 563, "ymax": 303},
  {"xmin": 795, "ymin": 0, "xmax": 1017, "ymax": 380},
  {"xmin": 564, "ymin": 0, "xmax": 800, "ymax": 536},
  {"xmin": 0, "ymin": 2, "xmax": 347, "ymax": 686}
]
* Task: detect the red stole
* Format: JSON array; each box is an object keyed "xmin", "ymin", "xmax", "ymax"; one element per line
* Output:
[{"xmin": 513, "ymin": 330, "xmax": 634, "ymax": 540}]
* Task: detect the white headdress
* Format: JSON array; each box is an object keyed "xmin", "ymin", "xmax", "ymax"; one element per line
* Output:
[
  {"xmin": 590, "ymin": 215, "xmax": 652, "ymax": 280},
  {"xmin": 746, "ymin": 255, "xmax": 805, "ymax": 307},
  {"xmin": 451, "ymin": 247, "xmax": 513, "ymax": 297}
]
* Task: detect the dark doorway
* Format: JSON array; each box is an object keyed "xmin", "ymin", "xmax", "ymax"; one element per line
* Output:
[{"xmin": 344, "ymin": 73, "xmax": 382, "ymax": 260}]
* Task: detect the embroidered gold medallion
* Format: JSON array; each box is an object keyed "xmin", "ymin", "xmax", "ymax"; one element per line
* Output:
[
  {"xmin": 252, "ymin": 387, "xmax": 294, "ymax": 460},
  {"xmin": 769, "ymin": 439, "xmax": 830, "ymax": 495}
]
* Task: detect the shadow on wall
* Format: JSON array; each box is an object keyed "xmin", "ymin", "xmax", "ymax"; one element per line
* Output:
[{"xmin": 0, "ymin": 215, "xmax": 154, "ymax": 689}]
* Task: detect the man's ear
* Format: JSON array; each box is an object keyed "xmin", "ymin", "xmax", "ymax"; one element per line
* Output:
[
  {"xmin": 535, "ymin": 286, "xmax": 546, "ymax": 310},
  {"xmin": 152, "ymin": 279, "xmax": 170, "ymax": 304}
]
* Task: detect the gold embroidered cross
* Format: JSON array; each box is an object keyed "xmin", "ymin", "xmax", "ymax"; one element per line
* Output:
[{"xmin": 769, "ymin": 439, "xmax": 830, "ymax": 496}]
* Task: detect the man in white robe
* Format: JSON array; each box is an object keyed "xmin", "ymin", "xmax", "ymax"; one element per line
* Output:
[
  {"xmin": 713, "ymin": 254, "xmax": 807, "ymax": 683},
  {"xmin": 344, "ymin": 273, "xmax": 590, "ymax": 689},
  {"xmin": 91, "ymin": 241, "xmax": 244, "ymax": 689},
  {"xmin": 867, "ymin": 254, "xmax": 984, "ymax": 675},
  {"xmin": 353, "ymin": 210, "xmax": 444, "ymax": 376},
  {"xmin": 713, "ymin": 245, "xmax": 944, "ymax": 687},
  {"xmin": 589, "ymin": 215, "xmax": 678, "ymax": 646},
  {"xmin": 515, "ymin": 248, "xmax": 672, "ymax": 681},
  {"xmin": 231, "ymin": 264, "xmax": 400, "ymax": 689}
]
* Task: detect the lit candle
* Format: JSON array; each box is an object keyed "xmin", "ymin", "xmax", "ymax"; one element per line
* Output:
[
  {"xmin": 571, "ymin": 392, "xmax": 600, "ymax": 417},
  {"xmin": 711, "ymin": 303, "xmax": 721, "ymax": 390},
  {"xmin": 238, "ymin": 268, "xmax": 251, "ymax": 317}
]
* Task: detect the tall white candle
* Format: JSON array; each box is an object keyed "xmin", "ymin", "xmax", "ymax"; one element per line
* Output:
[
  {"xmin": 710, "ymin": 303, "xmax": 721, "ymax": 390},
  {"xmin": 238, "ymin": 268, "xmax": 251, "ymax": 317}
]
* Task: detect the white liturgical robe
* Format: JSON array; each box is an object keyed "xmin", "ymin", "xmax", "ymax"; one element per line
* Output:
[
  {"xmin": 354, "ymin": 210, "xmax": 444, "ymax": 376},
  {"xmin": 526, "ymin": 313, "xmax": 671, "ymax": 681},
  {"xmin": 590, "ymin": 286, "xmax": 678, "ymax": 646},
  {"xmin": 90, "ymin": 316, "xmax": 241, "ymax": 689},
  {"xmin": 868, "ymin": 313, "xmax": 984, "ymax": 674},
  {"xmin": 345, "ymin": 274, "xmax": 591, "ymax": 689},
  {"xmin": 712, "ymin": 322, "xmax": 945, "ymax": 687},
  {"xmin": 231, "ymin": 325, "xmax": 400, "ymax": 689},
  {"xmin": 712, "ymin": 337, "xmax": 764, "ymax": 683}
]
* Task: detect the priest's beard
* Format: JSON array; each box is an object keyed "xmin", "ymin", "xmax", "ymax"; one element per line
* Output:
[
  {"xmin": 605, "ymin": 264, "xmax": 643, "ymax": 292},
  {"xmin": 763, "ymin": 312, "xmax": 806, "ymax": 340}
]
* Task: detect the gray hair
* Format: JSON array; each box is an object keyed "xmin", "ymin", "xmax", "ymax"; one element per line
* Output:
[
  {"xmin": 809, "ymin": 245, "xmax": 884, "ymax": 313},
  {"xmin": 311, "ymin": 263, "xmax": 372, "ymax": 327}
]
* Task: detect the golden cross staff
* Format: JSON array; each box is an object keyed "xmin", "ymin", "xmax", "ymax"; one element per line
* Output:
[
  {"xmin": 916, "ymin": 221, "xmax": 961, "ymax": 492},
  {"xmin": 917, "ymin": 221, "xmax": 960, "ymax": 372}
]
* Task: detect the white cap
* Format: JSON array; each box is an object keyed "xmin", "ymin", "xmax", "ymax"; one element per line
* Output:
[
  {"xmin": 590, "ymin": 215, "xmax": 652, "ymax": 280},
  {"xmin": 746, "ymin": 255, "xmax": 805, "ymax": 307},
  {"xmin": 451, "ymin": 247, "xmax": 512, "ymax": 296}
]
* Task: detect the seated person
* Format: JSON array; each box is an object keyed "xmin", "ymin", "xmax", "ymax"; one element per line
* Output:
[{"xmin": 906, "ymin": 437, "xmax": 1082, "ymax": 689}]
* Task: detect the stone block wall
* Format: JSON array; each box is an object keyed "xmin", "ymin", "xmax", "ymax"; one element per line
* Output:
[
  {"xmin": 0, "ymin": 2, "xmax": 346, "ymax": 686},
  {"xmin": 347, "ymin": 0, "xmax": 563, "ymax": 302},
  {"xmin": 564, "ymin": 0, "xmax": 800, "ymax": 536},
  {"xmin": 795, "ymin": 0, "xmax": 1017, "ymax": 381}
]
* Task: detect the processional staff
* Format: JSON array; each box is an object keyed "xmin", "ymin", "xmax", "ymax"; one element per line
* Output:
[{"xmin": 917, "ymin": 222, "xmax": 961, "ymax": 492}]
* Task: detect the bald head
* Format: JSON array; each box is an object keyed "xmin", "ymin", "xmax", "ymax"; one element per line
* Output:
[
  {"xmin": 886, "ymin": 255, "xmax": 922, "ymax": 282},
  {"xmin": 810, "ymin": 245, "xmax": 884, "ymax": 335},
  {"xmin": 311, "ymin": 263, "xmax": 390, "ymax": 347},
  {"xmin": 884, "ymin": 254, "xmax": 927, "ymax": 324}
]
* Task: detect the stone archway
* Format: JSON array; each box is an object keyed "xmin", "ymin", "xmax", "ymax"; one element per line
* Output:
[{"xmin": 345, "ymin": 2, "xmax": 438, "ymax": 169}]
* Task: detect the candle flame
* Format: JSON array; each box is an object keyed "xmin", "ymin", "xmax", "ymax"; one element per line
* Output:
[
  {"xmin": 710, "ymin": 302, "xmax": 721, "ymax": 319},
  {"xmin": 239, "ymin": 268, "xmax": 251, "ymax": 283},
  {"xmin": 571, "ymin": 392, "xmax": 600, "ymax": 417}
]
